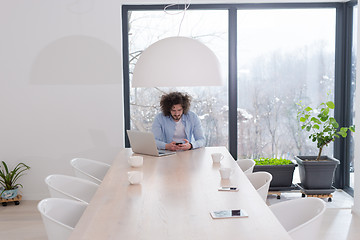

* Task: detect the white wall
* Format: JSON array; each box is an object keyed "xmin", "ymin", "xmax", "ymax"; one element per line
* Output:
[
  {"xmin": 352, "ymin": 4, "xmax": 360, "ymax": 216},
  {"xmin": 123, "ymin": 0, "xmax": 348, "ymax": 3},
  {"xmin": 1, "ymin": 0, "xmax": 358, "ymax": 200},
  {"xmin": 0, "ymin": 0, "xmax": 124, "ymax": 200}
]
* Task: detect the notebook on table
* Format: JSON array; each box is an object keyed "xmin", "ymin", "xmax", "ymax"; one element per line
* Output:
[{"xmin": 126, "ymin": 130, "xmax": 175, "ymax": 157}]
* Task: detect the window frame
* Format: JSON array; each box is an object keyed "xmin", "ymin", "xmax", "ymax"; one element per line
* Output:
[{"xmin": 122, "ymin": 1, "xmax": 357, "ymax": 193}]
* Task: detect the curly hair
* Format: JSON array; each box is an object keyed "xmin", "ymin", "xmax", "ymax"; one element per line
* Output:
[{"xmin": 160, "ymin": 92, "xmax": 191, "ymax": 116}]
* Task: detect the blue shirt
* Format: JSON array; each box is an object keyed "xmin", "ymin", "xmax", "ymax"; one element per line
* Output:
[{"xmin": 152, "ymin": 111, "xmax": 206, "ymax": 150}]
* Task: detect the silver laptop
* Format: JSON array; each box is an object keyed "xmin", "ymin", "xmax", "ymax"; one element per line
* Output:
[{"xmin": 126, "ymin": 130, "xmax": 175, "ymax": 157}]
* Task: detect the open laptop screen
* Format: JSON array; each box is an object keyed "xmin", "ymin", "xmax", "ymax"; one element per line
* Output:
[{"xmin": 126, "ymin": 130, "xmax": 175, "ymax": 157}]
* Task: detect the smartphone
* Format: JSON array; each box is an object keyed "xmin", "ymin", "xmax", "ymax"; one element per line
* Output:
[
  {"xmin": 175, "ymin": 142, "xmax": 183, "ymax": 145},
  {"xmin": 218, "ymin": 187, "xmax": 239, "ymax": 192},
  {"xmin": 210, "ymin": 209, "xmax": 248, "ymax": 219},
  {"xmin": 231, "ymin": 210, "xmax": 241, "ymax": 216}
]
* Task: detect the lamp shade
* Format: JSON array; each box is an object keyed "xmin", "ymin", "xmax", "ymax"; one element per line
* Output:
[{"xmin": 131, "ymin": 36, "xmax": 222, "ymax": 87}]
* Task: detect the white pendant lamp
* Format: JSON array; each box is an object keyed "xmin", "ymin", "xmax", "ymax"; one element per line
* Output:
[{"xmin": 131, "ymin": 36, "xmax": 223, "ymax": 88}]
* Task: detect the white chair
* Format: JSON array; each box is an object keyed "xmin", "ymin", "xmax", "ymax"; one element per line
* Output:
[
  {"xmin": 237, "ymin": 159, "xmax": 256, "ymax": 174},
  {"xmin": 70, "ymin": 158, "xmax": 110, "ymax": 184},
  {"xmin": 246, "ymin": 171, "xmax": 272, "ymax": 202},
  {"xmin": 269, "ymin": 197, "xmax": 326, "ymax": 240},
  {"xmin": 45, "ymin": 174, "xmax": 99, "ymax": 204},
  {"xmin": 37, "ymin": 198, "xmax": 88, "ymax": 240}
]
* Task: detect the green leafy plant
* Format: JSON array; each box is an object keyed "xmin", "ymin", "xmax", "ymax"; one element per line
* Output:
[
  {"xmin": 254, "ymin": 157, "xmax": 293, "ymax": 165},
  {"xmin": 297, "ymin": 100, "xmax": 355, "ymax": 161},
  {"xmin": 0, "ymin": 161, "xmax": 30, "ymax": 191}
]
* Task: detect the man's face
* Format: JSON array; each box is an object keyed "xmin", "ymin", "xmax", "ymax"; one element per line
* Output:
[{"xmin": 170, "ymin": 104, "xmax": 183, "ymax": 121}]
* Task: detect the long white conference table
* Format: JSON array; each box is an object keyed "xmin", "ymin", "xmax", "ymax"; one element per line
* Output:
[{"xmin": 69, "ymin": 147, "xmax": 291, "ymax": 240}]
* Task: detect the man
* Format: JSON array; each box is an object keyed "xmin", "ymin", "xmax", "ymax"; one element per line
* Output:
[{"xmin": 152, "ymin": 92, "xmax": 205, "ymax": 151}]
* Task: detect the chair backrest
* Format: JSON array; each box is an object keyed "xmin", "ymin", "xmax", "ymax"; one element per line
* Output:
[
  {"xmin": 237, "ymin": 159, "xmax": 256, "ymax": 174},
  {"xmin": 246, "ymin": 171, "xmax": 272, "ymax": 202},
  {"xmin": 269, "ymin": 197, "xmax": 326, "ymax": 240},
  {"xmin": 37, "ymin": 198, "xmax": 88, "ymax": 240},
  {"xmin": 45, "ymin": 174, "xmax": 99, "ymax": 204},
  {"xmin": 70, "ymin": 158, "xmax": 110, "ymax": 184}
]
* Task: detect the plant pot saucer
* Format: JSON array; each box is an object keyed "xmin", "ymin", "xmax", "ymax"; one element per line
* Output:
[
  {"xmin": 297, "ymin": 183, "xmax": 336, "ymax": 195},
  {"xmin": 269, "ymin": 184, "xmax": 299, "ymax": 192}
]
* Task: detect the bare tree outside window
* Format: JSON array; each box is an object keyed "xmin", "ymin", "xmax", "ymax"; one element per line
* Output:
[
  {"xmin": 128, "ymin": 10, "xmax": 229, "ymax": 147},
  {"xmin": 349, "ymin": 5, "xmax": 357, "ymax": 188},
  {"xmin": 127, "ymin": 8, "xmax": 337, "ymax": 160},
  {"xmin": 237, "ymin": 9, "xmax": 336, "ymax": 159}
]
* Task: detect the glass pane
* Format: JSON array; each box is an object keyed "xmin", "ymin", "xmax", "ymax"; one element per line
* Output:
[
  {"xmin": 128, "ymin": 10, "xmax": 229, "ymax": 147},
  {"xmin": 237, "ymin": 9, "xmax": 336, "ymax": 159},
  {"xmin": 349, "ymin": 5, "xmax": 357, "ymax": 188}
]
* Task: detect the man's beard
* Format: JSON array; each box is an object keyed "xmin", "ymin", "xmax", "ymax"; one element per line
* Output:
[{"xmin": 172, "ymin": 114, "xmax": 182, "ymax": 121}]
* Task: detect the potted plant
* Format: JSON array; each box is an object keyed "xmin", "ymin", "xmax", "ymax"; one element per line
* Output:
[
  {"xmin": 0, "ymin": 161, "xmax": 30, "ymax": 200},
  {"xmin": 253, "ymin": 157, "xmax": 297, "ymax": 190},
  {"xmin": 296, "ymin": 100, "xmax": 355, "ymax": 191}
]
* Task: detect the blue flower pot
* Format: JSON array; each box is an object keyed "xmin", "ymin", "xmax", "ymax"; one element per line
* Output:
[{"xmin": 1, "ymin": 188, "xmax": 18, "ymax": 199}]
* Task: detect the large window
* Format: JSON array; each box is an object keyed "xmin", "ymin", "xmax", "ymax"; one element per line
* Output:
[
  {"xmin": 237, "ymin": 9, "xmax": 336, "ymax": 159},
  {"xmin": 128, "ymin": 10, "xmax": 229, "ymax": 147},
  {"xmin": 122, "ymin": 2, "xmax": 357, "ymax": 192},
  {"xmin": 349, "ymin": 5, "xmax": 357, "ymax": 189}
]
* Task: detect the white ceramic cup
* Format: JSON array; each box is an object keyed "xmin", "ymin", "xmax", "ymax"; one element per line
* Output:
[
  {"xmin": 128, "ymin": 171, "xmax": 143, "ymax": 184},
  {"xmin": 211, "ymin": 153, "xmax": 224, "ymax": 163},
  {"xmin": 128, "ymin": 156, "xmax": 143, "ymax": 167},
  {"xmin": 219, "ymin": 167, "xmax": 233, "ymax": 179}
]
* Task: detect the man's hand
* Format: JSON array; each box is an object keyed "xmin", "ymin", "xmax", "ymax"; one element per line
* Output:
[
  {"xmin": 165, "ymin": 139, "xmax": 192, "ymax": 151},
  {"xmin": 165, "ymin": 142, "xmax": 181, "ymax": 151},
  {"xmin": 177, "ymin": 139, "xmax": 192, "ymax": 151}
]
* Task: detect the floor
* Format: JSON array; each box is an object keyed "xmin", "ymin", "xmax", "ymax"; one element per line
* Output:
[
  {"xmin": 0, "ymin": 191, "xmax": 359, "ymax": 240},
  {"xmin": 0, "ymin": 200, "xmax": 47, "ymax": 240},
  {"xmin": 267, "ymin": 189, "xmax": 360, "ymax": 240}
]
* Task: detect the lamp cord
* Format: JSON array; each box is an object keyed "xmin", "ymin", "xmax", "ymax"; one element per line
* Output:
[{"xmin": 164, "ymin": 1, "xmax": 191, "ymax": 36}]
